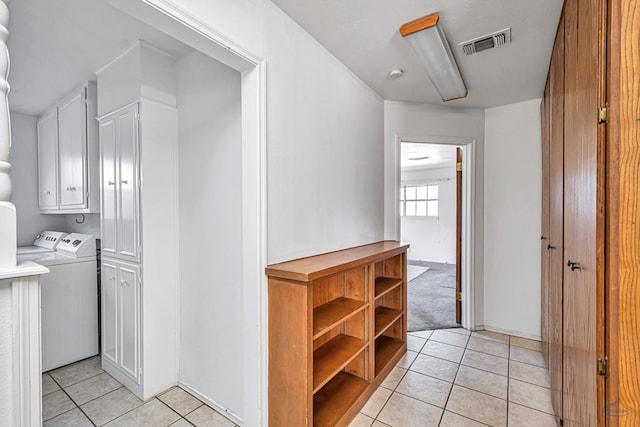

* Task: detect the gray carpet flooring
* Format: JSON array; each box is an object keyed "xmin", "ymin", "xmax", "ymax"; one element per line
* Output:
[{"xmin": 407, "ymin": 260, "xmax": 460, "ymax": 331}]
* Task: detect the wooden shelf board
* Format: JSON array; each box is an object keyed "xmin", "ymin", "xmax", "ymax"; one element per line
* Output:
[
  {"xmin": 375, "ymin": 277, "xmax": 402, "ymax": 300},
  {"xmin": 375, "ymin": 336, "xmax": 404, "ymax": 376},
  {"xmin": 313, "ymin": 335, "xmax": 367, "ymax": 393},
  {"xmin": 313, "ymin": 372, "xmax": 369, "ymax": 427},
  {"xmin": 375, "ymin": 307, "xmax": 403, "ymax": 338},
  {"xmin": 313, "ymin": 298, "xmax": 367, "ymax": 340}
]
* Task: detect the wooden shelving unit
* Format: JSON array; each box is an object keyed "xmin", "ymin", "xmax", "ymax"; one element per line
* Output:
[{"xmin": 266, "ymin": 241, "xmax": 408, "ymax": 427}]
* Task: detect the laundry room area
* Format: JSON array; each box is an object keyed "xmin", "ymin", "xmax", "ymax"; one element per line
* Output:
[{"xmin": 8, "ymin": 0, "xmax": 246, "ymax": 424}]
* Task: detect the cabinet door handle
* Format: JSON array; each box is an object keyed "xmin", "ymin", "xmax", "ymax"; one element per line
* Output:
[
  {"xmin": 66, "ymin": 186, "xmax": 77, "ymax": 191},
  {"xmin": 121, "ymin": 280, "xmax": 129, "ymax": 286},
  {"xmin": 107, "ymin": 181, "xmax": 115, "ymax": 186},
  {"xmin": 121, "ymin": 180, "xmax": 128, "ymax": 185},
  {"xmin": 109, "ymin": 276, "xmax": 115, "ymax": 281},
  {"xmin": 547, "ymin": 244, "xmax": 556, "ymax": 250},
  {"xmin": 567, "ymin": 260, "xmax": 581, "ymax": 271},
  {"xmin": 43, "ymin": 190, "xmax": 51, "ymax": 195}
]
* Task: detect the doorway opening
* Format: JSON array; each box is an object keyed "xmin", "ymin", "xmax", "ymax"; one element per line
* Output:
[
  {"xmin": 400, "ymin": 142, "xmax": 461, "ymax": 331},
  {"xmin": 396, "ymin": 135, "xmax": 475, "ymax": 332},
  {"xmin": 8, "ymin": 0, "xmax": 266, "ymax": 424}
]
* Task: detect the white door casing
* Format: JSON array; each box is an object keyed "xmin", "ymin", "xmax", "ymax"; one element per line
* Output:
[{"xmin": 396, "ymin": 135, "xmax": 477, "ymax": 331}]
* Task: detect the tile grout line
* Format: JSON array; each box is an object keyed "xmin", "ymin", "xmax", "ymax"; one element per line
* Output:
[
  {"xmin": 435, "ymin": 332, "xmax": 468, "ymax": 426},
  {"xmin": 47, "ymin": 374, "xmax": 98, "ymax": 426},
  {"xmin": 154, "ymin": 396, "xmax": 197, "ymax": 426}
]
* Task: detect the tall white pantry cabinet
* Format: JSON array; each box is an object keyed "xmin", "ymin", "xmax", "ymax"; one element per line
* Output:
[{"xmin": 96, "ymin": 41, "xmax": 178, "ymax": 400}]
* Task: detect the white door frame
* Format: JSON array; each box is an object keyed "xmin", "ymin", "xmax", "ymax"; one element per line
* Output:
[
  {"xmin": 102, "ymin": 1, "xmax": 267, "ymax": 425},
  {"xmin": 396, "ymin": 135, "xmax": 476, "ymax": 331}
]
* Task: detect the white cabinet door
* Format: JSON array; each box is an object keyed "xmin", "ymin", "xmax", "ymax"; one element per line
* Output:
[
  {"xmin": 101, "ymin": 259, "xmax": 140, "ymax": 384},
  {"xmin": 100, "ymin": 119, "xmax": 118, "ymax": 257},
  {"xmin": 118, "ymin": 263, "xmax": 140, "ymax": 383},
  {"xmin": 116, "ymin": 106, "xmax": 140, "ymax": 261},
  {"xmin": 58, "ymin": 89, "xmax": 87, "ymax": 208},
  {"xmin": 101, "ymin": 262, "xmax": 118, "ymax": 366},
  {"xmin": 37, "ymin": 110, "xmax": 58, "ymax": 209},
  {"xmin": 99, "ymin": 105, "xmax": 140, "ymax": 262}
]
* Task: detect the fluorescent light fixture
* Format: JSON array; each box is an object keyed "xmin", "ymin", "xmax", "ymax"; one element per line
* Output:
[{"xmin": 400, "ymin": 13, "xmax": 467, "ymax": 102}]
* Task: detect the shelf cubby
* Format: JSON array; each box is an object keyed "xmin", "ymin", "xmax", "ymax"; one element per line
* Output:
[
  {"xmin": 375, "ymin": 306, "xmax": 403, "ymax": 338},
  {"xmin": 375, "ymin": 277, "xmax": 402, "ymax": 299},
  {"xmin": 313, "ymin": 333, "xmax": 367, "ymax": 393},
  {"xmin": 313, "ymin": 372, "xmax": 369, "ymax": 427},
  {"xmin": 375, "ymin": 335, "xmax": 405, "ymax": 376},
  {"xmin": 313, "ymin": 298, "xmax": 367, "ymax": 339}
]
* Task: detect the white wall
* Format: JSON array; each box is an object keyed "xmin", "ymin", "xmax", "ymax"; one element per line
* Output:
[
  {"xmin": 140, "ymin": 0, "xmax": 385, "ymax": 264},
  {"xmin": 384, "ymin": 101, "xmax": 485, "ymax": 326},
  {"xmin": 484, "ymin": 98, "xmax": 542, "ymax": 339},
  {"xmin": 263, "ymin": 5, "xmax": 384, "ymax": 263},
  {"xmin": 176, "ymin": 51, "xmax": 244, "ymax": 420},
  {"xmin": 401, "ymin": 166, "xmax": 456, "ymax": 263},
  {"xmin": 9, "ymin": 112, "xmax": 67, "ymax": 245}
]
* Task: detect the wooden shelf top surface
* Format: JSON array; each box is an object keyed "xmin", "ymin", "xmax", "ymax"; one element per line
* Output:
[{"xmin": 265, "ymin": 241, "xmax": 409, "ymax": 283}]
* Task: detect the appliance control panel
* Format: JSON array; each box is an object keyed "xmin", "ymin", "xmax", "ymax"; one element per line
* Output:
[
  {"xmin": 33, "ymin": 231, "xmax": 68, "ymax": 250},
  {"xmin": 56, "ymin": 233, "xmax": 96, "ymax": 258}
]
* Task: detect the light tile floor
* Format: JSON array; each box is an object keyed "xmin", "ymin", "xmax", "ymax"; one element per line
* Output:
[
  {"xmin": 42, "ymin": 328, "xmax": 554, "ymax": 427},
  {"xmin": 42, "ymin": 356, "xmax": 237, "ymax": 426},
  {"xmin": 352, "ymin": 328, "xmax": 556, "ymax": 427}
]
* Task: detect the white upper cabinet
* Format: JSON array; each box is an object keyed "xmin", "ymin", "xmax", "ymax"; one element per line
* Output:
[
  {"xmin": 37, "ymin": 109, "xmax": 58, "ymax": 210},
  {"xmin": 37, "ymin": 82, "xmax": 100, "ymax": 213}
]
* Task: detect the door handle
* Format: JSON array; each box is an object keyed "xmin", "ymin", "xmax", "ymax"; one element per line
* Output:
[
  {"xmin": 121, "ymin": 180, "xmax": 128, "ymax": 185},
  {"xmin": 121, "ymin": 280, "xmax": 129, "ymax": 286},
  {"xmin": 567, "ymin": 260, "xmax": 581, "ymax": 271},
  {"xmin": 107, "ymin": 181, "xmax": 115, "ymax": 186},
  {"xmin": 547, "ymin": 244, "xmax": 556, "ymax": 250}
]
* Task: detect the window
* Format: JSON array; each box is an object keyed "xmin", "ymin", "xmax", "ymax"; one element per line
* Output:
[{"xmin": 400, "ymin": 184, "xmax": 438, "ymax": 217}]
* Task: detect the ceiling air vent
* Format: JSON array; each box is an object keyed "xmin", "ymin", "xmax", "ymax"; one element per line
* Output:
[{"xmin": 459, "ymin": 28, "xmax": 511, "ymax": 55}]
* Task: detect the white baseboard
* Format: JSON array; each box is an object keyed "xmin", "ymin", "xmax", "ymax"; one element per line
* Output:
[
  {"xmin": 476, "ymin": 325, "xmax": 541, "ymax": 341},
  {"xmin": 178, "ymin": 381, "xmax": 244, "ymax": 426}
]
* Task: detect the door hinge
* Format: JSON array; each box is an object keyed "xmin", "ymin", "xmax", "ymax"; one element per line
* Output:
[
  {"xmin": 456, "ymin": 292, "xmax": 462, "ymax": 302},
  {"xmin": 456, "ymin": 162, "xmax": 463, "ymax": 172},
  {"xmin": 598, "ymin": 357, "xmax": 608, "ymax": 377},
  {"xmin": 598, "ymin": 104, "xmax": 608, "ymax": 124}
]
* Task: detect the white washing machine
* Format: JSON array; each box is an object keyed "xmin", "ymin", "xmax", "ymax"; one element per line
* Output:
[
  {"xmin": 16, "ymin": 230, "xmax": 67, "ymax": 258},
  {"xmin": 18, "ymin": 233, "xmax": 99, "ymax": 372}
]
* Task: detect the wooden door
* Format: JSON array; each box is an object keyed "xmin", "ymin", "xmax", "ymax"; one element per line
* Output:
[
  {"xmin": 606, "ymin": 0, "xmax": 640, "ymax": 424},
  {"xmin": 58, "ymin": 88, "xmax": 87, "ymax": 208},
  {"xmin": 455, "ymin": 147, "xmax": 462, "ymax": 324},
  {"xmin": 548, "ymin": 13, "xmax": 565, "ymax": 422},
  {"xmin": 562, "ymin": 0, "xmax": 606, "ymax": 425},
  {"xmin": 37, "ymin": 110, "xmax": 59, "ymax": 210}
]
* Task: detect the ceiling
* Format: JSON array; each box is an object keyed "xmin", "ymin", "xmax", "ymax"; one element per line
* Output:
[
  {"xmin": 8, "ymin": 0, "xmax": 192, "ymax": 116},
  {"xmin": 401, "ymin": 143, "xmax": 457, "ymax": 171},
  {"xmin": 270, "ymin": 0, "xmax": 564, "ymax": 108}
]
